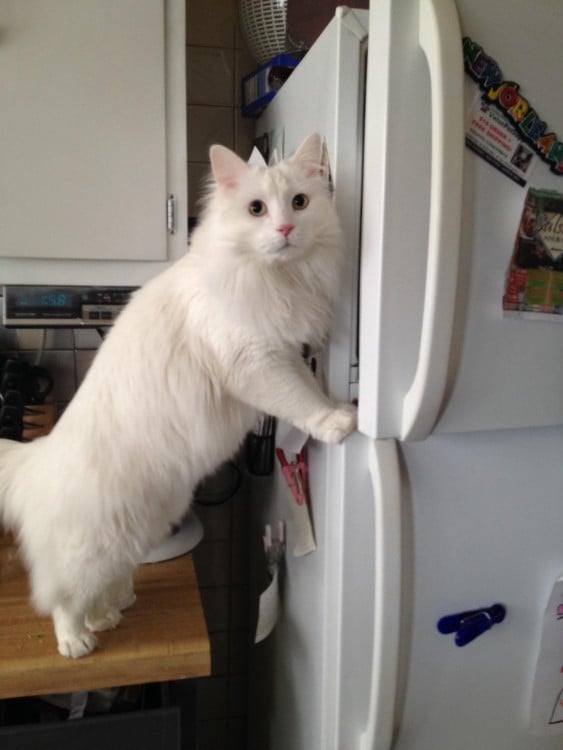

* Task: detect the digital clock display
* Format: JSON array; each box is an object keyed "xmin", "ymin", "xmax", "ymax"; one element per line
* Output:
[
  {"xmin": 4, "ymin": 286, "xmax": 83, "ymax": 321},
  {"xmin": 17, "ymin": 290, "xmax": 75, "ymax": 309},
  {"xmin": 2, "ymin": 285, "xmax": 137, "ymax": 327}
]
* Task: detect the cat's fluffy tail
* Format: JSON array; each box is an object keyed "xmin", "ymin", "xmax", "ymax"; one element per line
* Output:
[{"xmin": 0, "ymin": 438, "xmax": 28, "ymax": 531}]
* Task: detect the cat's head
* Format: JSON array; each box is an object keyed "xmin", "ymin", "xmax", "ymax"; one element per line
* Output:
[{"xmin": 203, "ymin": 134, "xmax": 341, "ymax": 265}]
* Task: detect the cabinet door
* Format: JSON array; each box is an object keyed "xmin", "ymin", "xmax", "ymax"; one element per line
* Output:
[{"xmin": 1, "ymin": 0, "xmax": 170, "ymax": 262}]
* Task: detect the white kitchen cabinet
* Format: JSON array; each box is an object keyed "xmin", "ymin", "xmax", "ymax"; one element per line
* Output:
[{"xmin": 0, "ymin": 0, "xmax": 187, "ymax": 286}]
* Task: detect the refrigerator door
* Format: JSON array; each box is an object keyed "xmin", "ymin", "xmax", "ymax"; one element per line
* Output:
[
  {"xmin": 359, "ymin": 0, "xmax": 563, "ymax": 441},
  {"xmin": 394, "ymin": 426, "xmax": 563, "ymax": 750}
]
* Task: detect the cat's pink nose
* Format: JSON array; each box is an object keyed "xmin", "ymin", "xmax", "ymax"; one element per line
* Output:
[{"xmin": 277, "ymin": 224, "xmax": 294, "ymax": 237}]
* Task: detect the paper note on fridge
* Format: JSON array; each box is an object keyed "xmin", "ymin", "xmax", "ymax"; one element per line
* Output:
[
  {"xmin": 529, "ymin": 574, "xmax": 563, "ymax": 734},
  {"xmin": 255, "ymin": 569, "xmax": 280, "ymax": 643}
]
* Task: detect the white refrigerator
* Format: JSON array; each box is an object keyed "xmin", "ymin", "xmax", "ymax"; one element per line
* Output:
[{"xmin": 248, "ymin": 3, "xmax": 563, "ymax": 750}]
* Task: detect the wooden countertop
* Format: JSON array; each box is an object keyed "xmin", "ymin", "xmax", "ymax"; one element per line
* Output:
[{"xmin": 0, "ymin": 535, "xmax": 210, "ymax": 699}]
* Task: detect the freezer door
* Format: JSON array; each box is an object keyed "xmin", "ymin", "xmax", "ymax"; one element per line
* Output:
[
  {"xmin": 258, "ymin": 8, "xmax": 368, "ymax": 405},
  {"xmin": 359, "ymin": 0, "xmax": 563, "ymax": 440}
]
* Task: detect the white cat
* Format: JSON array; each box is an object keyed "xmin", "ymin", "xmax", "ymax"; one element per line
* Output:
[{"xmin": 0, "ymin": 133, "xmax": 356, "ymax": 658}]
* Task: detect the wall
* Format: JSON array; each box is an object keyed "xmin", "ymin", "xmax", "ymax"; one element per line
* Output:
[{"xmin": 186, "ymin": 0, "xmax": 255, "ymax": 219}]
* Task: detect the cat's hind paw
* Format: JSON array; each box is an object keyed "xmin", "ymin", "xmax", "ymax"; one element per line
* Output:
[
  {"xmin": 85, "ymin": 606, "xmax": 122, "ymax": 633},
  {"xmin": 309, "ymin": 403, "xmax": 357, "ymax": 444},
  {"xmin": 57, "ymin": 631, "xmax": 98, "ymax": 659},
  {"xmin": 115, "ymin": 590, "xmax": 136, "ymax": 611}
]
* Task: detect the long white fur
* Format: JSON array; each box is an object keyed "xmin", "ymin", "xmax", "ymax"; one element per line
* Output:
[{"xmin": 0, "ymin": 133, "xmax": 356, "ymax": 658}]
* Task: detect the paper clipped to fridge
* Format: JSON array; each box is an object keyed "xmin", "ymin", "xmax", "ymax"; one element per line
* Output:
[
  {"xmin": 255, "ymin": 522, "xmax": 285, "ymax": 643},
  {"xmin": 529, "ymin": 573, "xmax": 563, "ymax": 734},
  {"xmin": 276, "ymin": 425, "xmax": 316, "ymax": 557}
]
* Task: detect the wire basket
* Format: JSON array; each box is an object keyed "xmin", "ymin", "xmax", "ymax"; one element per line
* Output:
[{"xmin": 239, "ymin": 0, "xmax": 288, "ymax": 65}]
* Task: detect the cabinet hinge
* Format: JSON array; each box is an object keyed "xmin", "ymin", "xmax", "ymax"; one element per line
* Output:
[{"xmin": 166, "ymin": 194, "xmax": 176, "ymax": 234}]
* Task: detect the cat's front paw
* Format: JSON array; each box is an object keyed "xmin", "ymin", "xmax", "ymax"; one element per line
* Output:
[
  {"xmin": 308, "ymin": 403, "xmax": 357, "ymax": 444},
  {"xmin": 57, "ymin": 631, "xmax": 98, "ymax": 659}
]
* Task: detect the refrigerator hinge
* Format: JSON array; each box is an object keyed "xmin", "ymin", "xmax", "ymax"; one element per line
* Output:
[
  {"xmin": 336, "ymin": 7, "xmax": 368, "ymax": 41},
  {"xmin": 349, "ymin": 380, "xmax": 359, "ymax": 403},
  {"xmin": 349, "ymin": 363, "xmax": 359, "ymax": 402},
  {"xmin": 166, "ymin": 194, "xmax": 176, "ymax": 234}
]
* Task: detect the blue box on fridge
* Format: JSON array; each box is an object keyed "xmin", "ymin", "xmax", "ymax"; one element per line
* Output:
[{"xmin": 241, "ymin": 54, "xmax": 300, "ymax": 117}]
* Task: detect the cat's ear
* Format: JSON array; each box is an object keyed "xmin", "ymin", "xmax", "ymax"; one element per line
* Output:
[
  {"xmin": 210, "ymin": 145, "xmax": 249, "ymax": 189},
  {"xmin": 289, "ymin": 133, "xmax": 325, "ymax": 177}
]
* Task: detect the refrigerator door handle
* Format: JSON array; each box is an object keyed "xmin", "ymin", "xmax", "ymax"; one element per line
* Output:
[
  {"xmin": 400, "ymin": 0, "xmax": 464, "ymax": 441},
  {"xmin": 360, "ymin": 439, "xmax": 402, "ymax": 750}
]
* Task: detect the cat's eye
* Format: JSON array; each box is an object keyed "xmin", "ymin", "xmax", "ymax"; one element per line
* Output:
[
  {"xmin": 248, "ymin": 200, "xmax": 266, "ymax": 216},
  {"xmin": 292, "ymin": 193, "xmax": 309, "ymax": 210}
]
